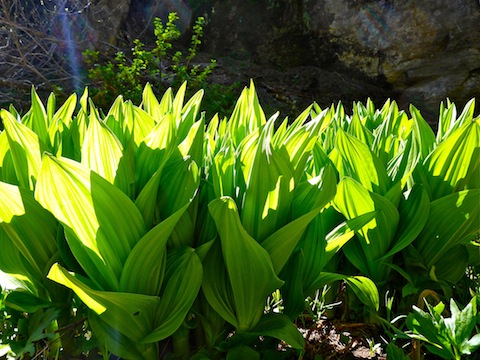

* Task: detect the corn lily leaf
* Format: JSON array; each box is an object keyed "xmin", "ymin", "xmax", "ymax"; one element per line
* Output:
[
  {"xmin": 158, "ymin": 87, "xmax": 174, "ymax": 117},
  {"xmin": 178, "ymin": 118, "xmax": 205, "ymax": 167},
  {"xmin": 410, "ymin": 105, "xmax": 436, "ymax": 160},
  {"xmin": 334, "ymin": 177, "xmax": 399, "ymax": 282},
  {"xmin": 81, "ymin": 111, "xmax": 124, "ymax": 186},
  {"xmin": 47, "ymin": 93, "xmax": 77, "ymax": 155},
  {"xmin": 135, "ymin": 113, "xmax": 176, "ymax": 192},
  {"xmin": 414, "ymin": 189, "xmax": 479, "ymax": 268},
  {"xmin": 177, "ymin": 89, "xmax": 203, "ymax": 141},
  {"xmin": 299, "ymin": 209, "xmax": 377, "ymax": 296},
  {"xmin": 204, "ymin": 197, "xmax": 284, "ymax": 331},
  {"xmin": 291, "ymin": 164, "xmax": 336, "ymax": 218},
  {"xmin": 241, "ymin": 119, "xmax": 294, "ymax": 241},
  {"xmin": 143, "ymin": 246, "xmax": 203, "ymax": 343},
  {"xmin": 120, "ymin": 203, "xmax": 189, "ymax": 295},
  {"xmin": 48, "ymin": 263, "xmax": 159, "ymax": 342},
  {"xmin": 334, "ymin": 129, "xmax": 390, "ymax": 195},
  {"xmin": 0, "ymin": 229, "xmax": 38, "ymax": 293},
  {"xmin": 381, "ymin": 184, "xmax": 430, "ymax": 259},
  {"xmin": 311, "ymin": 272, "xmax": 379, "ymax": 311},
  {"xmin": 1, "ymin": 110, "xmax": 46, "ymax": 190},
  {"xmin": 245, "ymin": 313, "xmax": 304, "ymax": 350},
  {"xmin": 0, "ymin": 181, "xmax": 58, "ymax": 282},
  {"xmin": 21, "ymin": 87, "xmax": 49, "ymax": 145},
  {"xmin": 89, "ymin": 313, "xmax": 155, "ymax": 360},
  {"xmin": 0, "ymin": 131, "xmax": 17, "ymax": 185},
  {"xmin": 261, "ymin": 207, "xmax": 321, "ymax": 275},
  {"xmin": 141, "ymin": 83, "xmax": 161, "ymax": 120},
  {"xmin": 228, "ymin": 82, "xmax": 266, "ymax": 147},
  {"xmin": 424, "ymin": 119, "xmax": 480, "ymax": 200},
  {"xmin": 430, "ymin": 244, "xmax": 469, "ymax": 284},
  {"xmin": 35, "ymin": 154, "xmax": 146, "ymax": 290}
]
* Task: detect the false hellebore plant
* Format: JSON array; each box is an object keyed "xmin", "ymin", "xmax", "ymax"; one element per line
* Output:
[{"xmin": 0, "ymin": 82, "xmax": 478, "ymax": 359}]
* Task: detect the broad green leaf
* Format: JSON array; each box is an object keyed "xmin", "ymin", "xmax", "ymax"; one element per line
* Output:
[
  {"xmin": 334, "ymin": 178, "xmax": 399, "ymax": 282},
  {"xmin": 22, "ymin": 87, "xmax": 49, "ymax": 144},
  {"xmin": 205, "ymin": 197, "xmax": 284, "ymax": 331},
  {"xmin": 0, "ymin": 229, "xmax": 38, "ymax": 293},
  {"xmin": 141, "ymin": 83, "xmax": 161, "ymax": 120},
  {"xmin": 35, "ymin": 154, "xmax": 146, "ymax": 290},
  {"xmin": 135, "ymin": 113, "xmax": 176, "ymax": 192},
  {"xmin": 241, "ymin": 119, "xmax": 294, "ymax": 241},
  {"xmin": 414, "ymin": 189, "xmax": 480, "ymax": 268},
  {"xmin": 424, "ymin": 119, "xmax": 480, "ymax": 200},
  {"xmin": 48, "ymin": 93, "xmax": 77, "ymax": 154},
  {"xmin": 410, "ymin": 104, "xmax": 436, "ymax": 160},
  {"xmin": 334, "ymin": 129, "xmax": 390, "ymax": 195},
  {"xmin": 81, "ymin": 112, "xmax": 124, "ymax": 185},
  {"xmin": 1, "ymin": 110, "xmax": 45, "ymax": 190},
  {"xmin": 89, "ymin": 313, "xmax": 154, "ymax": 360},
  {"xmin": 382, "ymin": 184, "xmax": 430, "ymax": 259},
  {"xmin": 246, "ymin": 313, "xmax": 305, "ymax": 350},
  {"xmin": 143, "ymin": 246, "xmax": 203, "ymax": 343},
  {"xmin": 48, "ymin": 263, "xmax": 159, "ymax": 342},
  {"xmin": 310, "ymin": 272, "xmax": 379, "ymax": 311},
  {"xmin": 0, "ymin": 181, "xmax": 58, "ymax": 280},
  {"xmin": 4, "ymin": 291, "xmax": 52, "ymax": 312},
  {"xmin": 261, "ymin": 208, "xmax": 321, "ymax": 275},
  {"xmin": 120, "ymin": 204, "xmax": 189, "ymax": 295}
]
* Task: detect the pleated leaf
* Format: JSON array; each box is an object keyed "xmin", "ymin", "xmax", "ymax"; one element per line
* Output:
[
  {"xmin": 0, "ymin": 181, "xmax": 58, "ymax": 279},
  {"xmin": 424, "ymin": 119, "xmax": 480, "ymax": 200},
  {"xmin": 81, "ymin": 112, "xmax": 124, "ymax": 185},
  {"xmin": 310, "ymin": 272, "xmax": 379, "ymax": 311},
  {"xmin": 48, "ymin": 263, "xmax": 158, "ymax": 342},
  {"xmin": 205, "ymin": 197, "xmax": 284, "ymax": 331},
  {"xmin": 2, "ymin": 110, "xmax": 45, "ymax": 190},
  {"xmin": 414, "ymin": 189, "xmax": 480, "ymax": 268},
  {"xmin": 35, "ymin": 154, "xmax": 146, "ymax": 290},
  {"xmin": 143, "ymin": 247, "xmax": 203, "ymax": 343},
  {"xmin": 334, "ymin": 129, "xmax": 390, "ymax": 195},
  {"xmin": 334, "ymin": 177, "xmax": 399, "ymax": 282},
  {"xmin": 120, "ymin": 204, "xmax": 189, "ymax": 295}
]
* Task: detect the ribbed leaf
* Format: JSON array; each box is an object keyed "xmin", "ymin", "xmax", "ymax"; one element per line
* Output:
[
  {"xmin": 143, "ymin": 247, "xmax": 203, "ymax": 343},
  {"xmin": 35, "ymin": 154, "xmax": 146, "ymax": 290},
  {"xmin": 310, "ymin": 272, "xmax": 379, "ymax": 311},
  {"xmin": 382, "ymin": 184, "xmax": 430, "ymax": 259},
  {"xmin": 205, "ymin": 197, "xmax": 284, "ymax": 331},
  {"xmin": 241, "ymin": 120, "xmax": 294, "ymax": 242},
  {"xmin": 48, "ymin": 263, "xmax": 158, "ymax": 341},
  {"xmin": 261, "ymin": 208, "xmax": 321, "ymax": 275},
  {"xmin": 424, "ymin": 119, "xmax": 480, "ymax": 200},
  {"xmin": 1, "ymin": 110, "xmax": 45, "ymax": 190},
  {"xmin": 335, "ymin": 178, "xmax": 399, "ymax": 282},
  {"xmin": 81, "ymin": 112, "xmax": 124, "ymax": 185},
  {"xmin": 89, "ymin": 313, "xmax": 154, "ymax": 360},
  {"xmin": 246, "ymin": 314, "xmax": 304, "ymax": 349},
  {"xmin": 0, "ymin": 229, "xmax": 38, "ymax": 293},
  {"xmin": 120, "ymin": 204, "xmax": 189, "ymax": 295},
  {"xmin": 0, "ymin": 182, "xmax": 58, "ymax": 280},
  {"xmin": 414, "ymin": 189, "xmax": 480, "ymax": 268},
  {"xmin": 334, "ymin": 129, "xmax": 390, "ymax": 195},
  {"xmin": 410, "ymin": 105, "xmax": 436, "ymax": 160},
  {"xmin": 22, "ymin": 87, "xmax": 49, "ymax": 145}
]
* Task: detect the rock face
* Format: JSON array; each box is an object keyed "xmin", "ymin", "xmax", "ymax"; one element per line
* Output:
[
  {"xmin": 198, "ymin": 0, "xmax": 480, "ymax": 119},
  {"xmin": 303, "ymin": 0, "xmax": 480, "ymax": 116},
  {"xmin": 90, "ymin": 0, "xmax": 479, "ymax": 119}
]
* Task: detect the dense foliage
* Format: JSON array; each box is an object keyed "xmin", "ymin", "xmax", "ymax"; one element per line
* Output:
[{"xmin": 0, "ymin": 83, "xmax": 479, "ymax": 359}]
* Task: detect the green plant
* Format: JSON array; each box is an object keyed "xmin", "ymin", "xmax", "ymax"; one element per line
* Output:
[
  {"xmin": 0, "ymin": 82, "xmax": 478, "ymax": 359},
  {"xmin": 83, "ymin": 12, "xmax": 216, "ymax": 110},
  {"xmin": 406, "ymin": 297, "xmax": 480, "ymax": 359}
]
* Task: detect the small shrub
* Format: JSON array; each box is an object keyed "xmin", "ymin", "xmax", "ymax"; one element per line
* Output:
[{"xmin": 83, "ymin": 12, "xmax": 216, "ymax": 110}]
